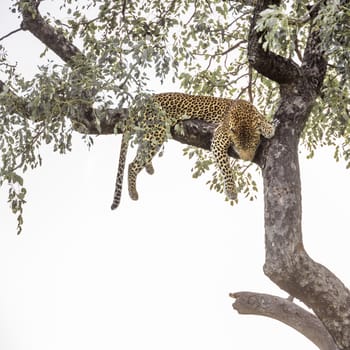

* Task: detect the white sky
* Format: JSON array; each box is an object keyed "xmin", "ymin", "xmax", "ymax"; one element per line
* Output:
[{"xmin": 1, "ymin": 1, "xmax": 349, "ymax": 349}]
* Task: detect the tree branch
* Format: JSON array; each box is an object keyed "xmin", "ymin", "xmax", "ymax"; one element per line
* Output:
[
  {"xmin": 0, "ymin": 78, "xmax": 242, "ymax": 158},
  {"xmin": 230, "ymin": 292, "xmax": 339, "ymax": 350},
  {"xmin": 0, "ymin": 28, "xmax": 23, "ymax": 41},
  {"xmin": 19, "ymin": 0, "xmax": 81, "ymax": 64},
  {"xmin": 301, "ymin": 1, "xmax": 328, "ymax": 95},
  {"xmin": 247, "ymin": 0, "xmax": 301, "ymax": 84}
]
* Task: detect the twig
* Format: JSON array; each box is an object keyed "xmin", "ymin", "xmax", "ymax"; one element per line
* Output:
[
  {"xmin": 0, "ymin": 28, "xmax": 22, "ymax": 41},
  {"xmin": 195, "ymin": 40, "xmax": 246, "ymax": 57}
]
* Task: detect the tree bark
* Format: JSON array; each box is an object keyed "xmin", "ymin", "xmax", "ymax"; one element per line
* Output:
[
  {"xmin": 248, "ymin": 1, "xmax": 350, "ymax": 349},
  {"xmin": 231, "ymin": 292, "xmax": 339, "ymax": 350}
]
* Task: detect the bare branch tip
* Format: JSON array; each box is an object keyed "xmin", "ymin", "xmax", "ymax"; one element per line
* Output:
[
  {"xmin": 0, "ymin": 28, "xmax": 22, "ymax": 42},
  {"xmin": 229, "ymin": 292, "xmax": 239, "ymax": 299}
]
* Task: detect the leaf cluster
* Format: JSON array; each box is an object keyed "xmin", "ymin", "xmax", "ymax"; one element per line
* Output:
[{"xmin": 252, "ymin": 0, "xmax": 350, "ymax": 167}]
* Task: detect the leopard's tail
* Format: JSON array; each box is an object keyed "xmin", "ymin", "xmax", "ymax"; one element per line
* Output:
[{"xmin": 111, "ymin": 132, "xmax": 129, "ymax": 210}]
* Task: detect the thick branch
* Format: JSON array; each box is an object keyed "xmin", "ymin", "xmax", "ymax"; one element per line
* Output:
[
  {"xmin": 248, "ymin": 0, "xmax": 301, "ymax": 84},
  {"xmin": 230, "ymin": 292, "xmax": 339, "ymax": 350},
  {"xmin": 19, "ymin": 0, "xmax": 81, "ymax": 64},
  {"xmin": 301, "ymin": 2, "xmax": 328, "ymax": 95},
  {"xmin": 0, "ymin": 79, "xmax": 241, "ymax": 157}
]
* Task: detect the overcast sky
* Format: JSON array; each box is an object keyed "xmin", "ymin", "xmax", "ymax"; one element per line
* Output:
[{"xmin": 1, "ymin": 1, "xmax": 349, "ymax": 349}]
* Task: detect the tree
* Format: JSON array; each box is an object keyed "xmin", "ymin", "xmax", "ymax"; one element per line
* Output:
[{"xmin": 1, "ymin": 0, "xmax": 350, "ymax": 348}]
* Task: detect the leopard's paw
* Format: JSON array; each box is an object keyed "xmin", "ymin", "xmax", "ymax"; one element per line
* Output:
[
  {"xmin": 129, "ymin": 189, "xmax": 139, "ymax": 201},
  {"xmin": 225, "ymin": 186, "xmax": 238, "ymax": 201},
  {"xmin": 145, "ymin": 162, "xmax": 155, "ymax": 175}
]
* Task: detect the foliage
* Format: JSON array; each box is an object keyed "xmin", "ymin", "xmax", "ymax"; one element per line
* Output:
[
  {"xmin": 255, "ymin": 1, "xmax": 350, "ymax": 163},
  {"xmin": 183, "ymin": 146, "xmax": 259, "ymax": 203},
  {"xmin": 0, "ymin": 0, "xmax": 350, "ymax": 232}
]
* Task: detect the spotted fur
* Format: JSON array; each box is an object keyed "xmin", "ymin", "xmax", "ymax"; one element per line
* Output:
[{"xmin": 111, "ymin": 93, "xmax": 276, "ymax": 209}]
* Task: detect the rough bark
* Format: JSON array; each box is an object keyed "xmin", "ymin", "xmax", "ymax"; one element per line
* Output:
[
  {"xmin": 231, "ymin": 292, "xmax": 340, "ymax": 350},
  {"xmin": 247, "ymin": 0, "xmax": 301, "ymax": 84},
  {"xmin": 3, "ymin": 0, "xmax": 350, "ymax": 348},
  {"xmin": 249, "ymin": 1, "xmax": 350, "ymax": 349},
  {"xmin": 19, "ymin": 0, "xmax": 81, "ymax": 64}
]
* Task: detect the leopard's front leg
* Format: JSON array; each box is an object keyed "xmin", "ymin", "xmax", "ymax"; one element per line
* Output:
[{"xmin": 211, "ymin": 125, "xmax": 237, "ymax": 200}]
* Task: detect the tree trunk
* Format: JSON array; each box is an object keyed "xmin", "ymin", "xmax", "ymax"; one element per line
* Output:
[{"xmin": 248, "ymin": 1, "xmax": 350, "ymax": 348}]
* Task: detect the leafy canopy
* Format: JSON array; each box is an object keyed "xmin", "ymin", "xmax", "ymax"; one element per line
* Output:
[{"xmin": 0, "ymin": 0, "xmax": 349, "ymax": 232}]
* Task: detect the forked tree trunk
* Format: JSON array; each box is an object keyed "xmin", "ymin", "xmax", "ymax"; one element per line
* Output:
[{"xmin": 248, "ymin": 1, "xmax": 350, "ymax": 348}]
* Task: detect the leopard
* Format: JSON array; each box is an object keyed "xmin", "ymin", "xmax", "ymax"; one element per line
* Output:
[{"xmin": 111, "ymin": 92, "xmax": 277, "ymax": 209}]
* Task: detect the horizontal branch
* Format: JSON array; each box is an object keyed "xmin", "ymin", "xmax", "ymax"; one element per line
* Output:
[
  {"xmin": 0, "ymin": 78, "xmax": 243, "ymax": 159},
  {"xmin": 230, "ymin": 291, "xmax": 339, "ymax": 350}
]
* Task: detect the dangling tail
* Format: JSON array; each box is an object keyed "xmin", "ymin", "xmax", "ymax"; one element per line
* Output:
[{"xmin": 111, "ymin": 132, "xmax": 129, "ymax": 210}]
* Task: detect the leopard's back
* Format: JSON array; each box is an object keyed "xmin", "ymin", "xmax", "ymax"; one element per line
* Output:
[{"xmin": 154, "ymin": 93, "xmax": 233, "ymax": 124}]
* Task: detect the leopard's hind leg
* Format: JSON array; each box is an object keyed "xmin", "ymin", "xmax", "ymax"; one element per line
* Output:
[{"xmin": 128, "ymin": 124, "xmax": 165, "ymax": 201}]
